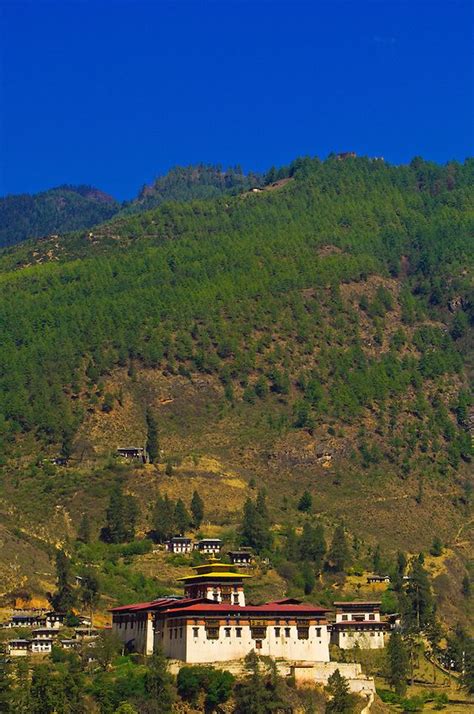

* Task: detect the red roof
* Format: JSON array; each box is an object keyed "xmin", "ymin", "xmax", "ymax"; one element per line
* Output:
[
  {"xmin": 161, "ymin": 602, "xmax": 328, "ymax": 616},
  {"xmin": 110, "ymin": 597, "xmax": 211, "ymax": 614}
]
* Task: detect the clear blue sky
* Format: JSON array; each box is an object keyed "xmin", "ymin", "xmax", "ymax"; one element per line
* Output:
[{"xmin": 1, "ymin": 0, "xmax": 472, "ymax": 200}]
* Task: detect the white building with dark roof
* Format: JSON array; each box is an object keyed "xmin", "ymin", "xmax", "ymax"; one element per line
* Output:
[{"xmin": 330, "ymin": 601, "xmax": 390, "ymax": 650}]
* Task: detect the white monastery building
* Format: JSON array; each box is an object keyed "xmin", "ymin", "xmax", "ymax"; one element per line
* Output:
[
  {"xmin": 111, "ymin": 560, "xmax": 330, "ymax": 663},
  {"xmin": 330, "ymin": 601, "xmax": 390, "ymax": 649}
]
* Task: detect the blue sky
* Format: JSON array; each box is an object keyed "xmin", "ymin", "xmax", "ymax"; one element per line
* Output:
[{"xmin": 1, "ymin": 0, "xmax": 472, "ymax": 200}]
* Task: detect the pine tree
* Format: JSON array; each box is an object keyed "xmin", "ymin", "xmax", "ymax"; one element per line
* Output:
[
  {"xmin": 325, "ymin": 669, "xmax": 356, "ymax": 713},
  {"xmin": 241, "ymin": 494, "xmax": 272, "ymax": 554},
  {"xmin": 373, "ymin": 544, "xmax": 383, "ymax": 574},
  {"xmin": 146, "ymin": 409, "xmax": 159, "ymax": 464},
  {"xmin": 101, "ymin": 482, "xmax": 138, "ymax": 543},
  {"xmin": 326, "ymin": 524, "xmax": 350, "ymax": 572},
  {"xmin": 386, "ymin": 632, "xmax": 409, "ymax": 696},
  {"xmin": 80, "ymin": 569, "xmax": 101, "ymax": 627},
  {"xmin": 174, "ymin": 499, "xmax": 190, "ymax": 535},
  {"xmin": 152, "ymin": 494, "xmax": 175, "ymax": 542},
  {"xmin": 77, "ymin": 513, "xmax": 91, "ymax": 544},
  {"xmin": 49, "ymin": 549, "xmax": 76, "ymax": 613},
  {"xmin": 190, "ymin": 490, "xmax": 204, "ymax": 529},
  {"xmin": 297, "ymin": 490, "xmax": 312, "ymax": 512},
  {"xmin": 406, "ymin": 554, "xmax": 434, "ymax": 630}
]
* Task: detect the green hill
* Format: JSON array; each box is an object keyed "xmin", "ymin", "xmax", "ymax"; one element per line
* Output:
[
  {"xmin": 123, "ymin": 163, "xmax": 263, "ymax": 213},
  {"xmin": 0, "ymin": 155, "xmax": 472, "ymax": 630},
  {"xmin": 0, "ymin": 184, "xmax": 120, "ymax": 248}
]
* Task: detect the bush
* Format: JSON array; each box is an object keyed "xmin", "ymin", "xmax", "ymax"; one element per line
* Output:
[{"xmin": 177, "ymin": 666, "xmax": 234, "ymax": 709}]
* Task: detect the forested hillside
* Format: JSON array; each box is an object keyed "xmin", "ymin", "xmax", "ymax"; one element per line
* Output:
[
  {"xmin": 0, "ymin": 185, "xmax": 119, "ymax": 248},
  {"xmin": 124, "ymin": 163, "xmax": 263, "ymax": 213},
  {"xmin": 0, "ymin": 155, "xmax": 472, "ymax": 631},
  {"xmin": 0, "ymin": 165, "xmax": 264, "ymax": 249}
]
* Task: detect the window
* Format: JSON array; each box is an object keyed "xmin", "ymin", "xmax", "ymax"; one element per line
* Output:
[
  {"xmin": 235, "ymin": 628, "xmax": 242, "ymax": 638},
  {"xmin": 369, "ymin": 614, "xmax": 375, "ymax": 621},
  {"xmin": 316, "ymin": 627, "xmax": 321, "ymax": 637},
  {"xmin": 180, "ymin": 627, "xmax": 183, "ymax": 638},
  {"xmin": 274, "ymin": 627, "xmax": 281, "ymax": 637},
  {"xmin": 342, "ymin": 614, "xmax": 348, "ymax": 621},
  {"xmin": 206, "ymin": 627, "xmax": 219, "ymax": 640},
  {"xmin": 255, "ymin": 640, "xmax": 262, "ymax": 650},
  {"xmin": 284, "ymin": 627, "xmax": 291, "ymax": 638},
  {"xmin": 251, "ymin": 627, "xmax": 267, "ymax": 640},
  {"xmin": 193, "ymin": 627, "xmax": 199, "ymax": 637},
  {"xmin": 170, "ymin": 629, "xmax": 173, "ymax": 640},
  {"xmin": 297, "ymin": 628, "xmax": 309, "ymax": 640},
  {"xmin": 370, "ymin": 632, "xmax": 375, "ymax": 637},
  {"xmin": 233, "ymin": 594, "xmax": 239, "ymax": 604},
  {"xmin": 225, "ymin": 628, "xmax": 231, "ymax": 638}
]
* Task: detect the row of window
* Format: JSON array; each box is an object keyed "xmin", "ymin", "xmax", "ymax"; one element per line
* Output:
[
  {"xmin": 340, "ymin": 614, "xmax": 376, "ymax": 621},
  {"xmin": 192, "ymin": 626, "xmax": 323, "ymax": 640}
]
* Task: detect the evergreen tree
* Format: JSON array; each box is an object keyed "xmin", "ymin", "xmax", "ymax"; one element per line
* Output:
[
  {"xmin": 152, "ymin": 494, "xmax": 175, "ymax": 542},
  {"xmin": 143, "ymin": 649, "xmax": 176, "ymax": 714},
  {"xmin": 372, "ymin": 544, "xmax": 383, "ymax": 574},
  {"xmin": 146, "ymin": 409, "xmax": 159, "ymax": 464},
  {"xmin": 80, "ymin": 569, "xmax": 101, "ymax": 626},
  {"xmin": 325, "ymin": 669, "xmax": 356, "ymax": 713},
  {"xmin": 326, "ymin": 524, "xmax": 350, "ymax": 572},
  {"xmin": 77, "ymin": 512, "xmax": 91, "ymax": 544},
  {"xmin": 190, "ymin": 490, "xmax": 204, "ymax": 529},
  {"xmin": 386, "ymin": 632, "xmax": 409, "ymax": 696},
  {"xmin": 174, "ymin": 499, "xmax": 190, "ymax": 535},
  {"xmin": 49, "ymin": 549, "xmax": 76, "ymax": 613},
  {"xmin": 406, "ymin": 554, "xmax": 434, "ymax": 630},
  {"xmin": 297, "ymin": 490, "xmax": 312, "ymax": 512},
  {"xmin": 101, "ymin": 482, "xmax": 138, "ymax": 543},
  {"xmin": 430, "ymin": 536, "xmax": 443, "ymax": 556},
  {"xmin": 241, "ymin": 493, "xmax": 272, "ymax": 553}
]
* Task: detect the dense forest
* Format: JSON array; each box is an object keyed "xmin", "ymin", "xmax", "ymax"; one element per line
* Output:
[
  {"xmin": 123, "ymin": 163, "xmax": 263, "ymax": 213},
  {"xmin": 0, "ymin": 156, "xmax": 472, "ymax": 466},
  {"xmin": 0, "ymin": 165, "xmax": 264, "ymax": 249},
  {"xmin": 0, "ymin": 185, "xmax": 119, "ymax": 248}
]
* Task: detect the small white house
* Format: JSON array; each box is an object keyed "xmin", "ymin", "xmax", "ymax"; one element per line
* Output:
[
  {"xmin": 167, "ymin": 537, "xmax": 193, "ymax": 554},
  {"xmin": 7, "ymin": 639, "xmax": 30, "ymax": 656},
  {"xmin": 228, "ymin": 550, "xmax": 253, "ymax": 567},
  {"xmin": 30, "ymin": 637, "xmax": 54, "ymax": 654},
  {"xmin": 330, "ymin": 602, "xmax": 390, "ymax": 650},
  {"xmin": 194, "ymin": 539, "xmax": 222, "ymax": 555}
]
